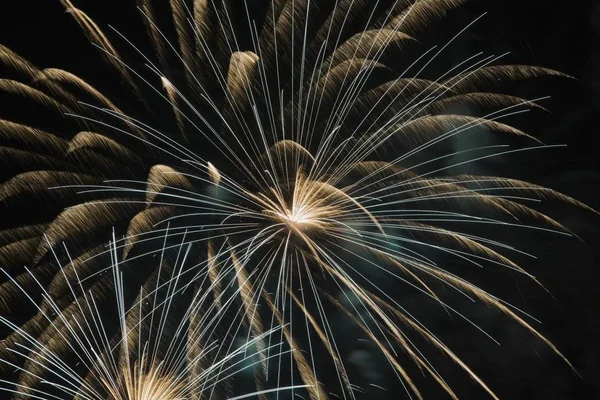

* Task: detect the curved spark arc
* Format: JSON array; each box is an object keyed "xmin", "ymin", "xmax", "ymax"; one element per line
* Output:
[{"xmin": 0, "ymin": 0, "xmax": 596, "ymax": 399}]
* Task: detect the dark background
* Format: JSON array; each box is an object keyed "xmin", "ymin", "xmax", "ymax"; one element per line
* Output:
[{"xmin": 1, "ymin": 0, "xmax": 599, "ymax": 398}]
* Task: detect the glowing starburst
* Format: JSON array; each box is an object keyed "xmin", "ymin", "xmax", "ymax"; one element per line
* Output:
[
  {"xmin": 0, "ymin": 234, "xmax": 303, "ymax": 400},
  {"xmin": 0, "ymin": 1, "xmax": 596, "ymax": 399}
]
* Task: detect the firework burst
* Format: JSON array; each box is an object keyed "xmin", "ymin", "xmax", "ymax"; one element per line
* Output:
[
  {"xmin": 0, "ymin": 233, "xmax": 304, "ymax": 399},
  {"xmin": 0, "ymin": 0, "xmax": 596, "ymax": 399}
]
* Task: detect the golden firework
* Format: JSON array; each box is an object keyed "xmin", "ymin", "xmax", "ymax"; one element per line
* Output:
[{"xmin": 0, "ymin": 1, "xmax": 594, "ymax": 399}]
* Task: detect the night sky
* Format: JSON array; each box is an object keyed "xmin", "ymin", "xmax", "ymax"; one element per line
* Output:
[{"xmin": 1, "ymin": 1, "xmax": 599, "ymax": 398}]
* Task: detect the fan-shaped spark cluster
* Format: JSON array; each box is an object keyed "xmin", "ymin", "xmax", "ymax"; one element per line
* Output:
[{"xmin": 0, "ymin": 235, "xmax": 298, "ymax": 400}]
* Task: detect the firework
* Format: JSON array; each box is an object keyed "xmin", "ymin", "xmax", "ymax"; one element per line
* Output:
[
  {"xmin": 0, "ymin": 232, "xmax": 305, "ymax": 399},
  {"xmin": 0, "ymin": 0, "xmax": 595, "ymax": 399}
]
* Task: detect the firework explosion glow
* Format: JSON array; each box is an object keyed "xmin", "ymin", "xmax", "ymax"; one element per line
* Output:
[
  {"xmin": 0, "ymin": 0, "xmax": 598, "ymax": 399},
  {"xmin": 0, "ymin": 234, "xmax": 303, "ymax": 399}
]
